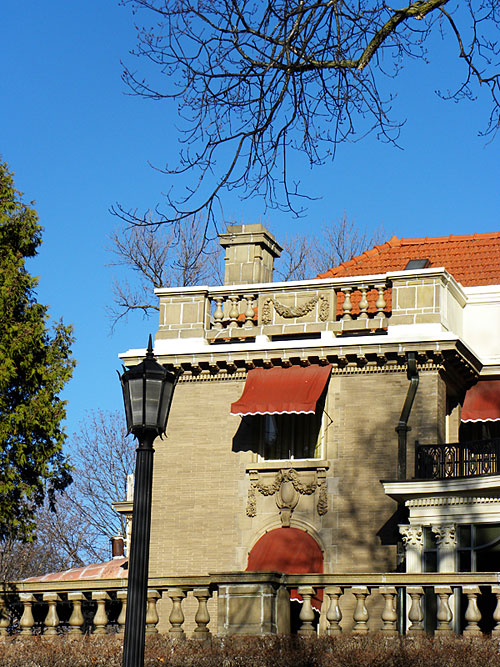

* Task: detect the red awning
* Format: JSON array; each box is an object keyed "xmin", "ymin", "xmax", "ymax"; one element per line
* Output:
[
  {"xmin": 462, "ymin": 380, "xmax": 500, "ymax": 422},
  {"xmin": 247, "ymin": 527, "xmax": 324, "ymax": 609},
  {"xmin": 247, "ymin": 527, "xmax": 323, "ymax": 573},
  {"xmin": 230, "ymin": 365, "xmax": 332, "ymax": 416}
]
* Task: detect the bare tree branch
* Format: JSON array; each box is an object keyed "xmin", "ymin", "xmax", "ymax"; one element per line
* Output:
[
  {"xmin": 309, "ymin": 213, "xmax": 386, "ymax": 274},
  {"xmin": 116, "ymin": 0, "xmax": 500, "ymax": 228},
  {"xmin": 107, "ymin": 216, "xmax": 224, "ymax": 327}
]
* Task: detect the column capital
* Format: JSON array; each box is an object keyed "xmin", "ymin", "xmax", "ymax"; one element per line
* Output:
[
  {"xmin": 399, "ymin": 524, "xmax": 423, "ymax": 547},
  {"xmin": 432, "ymin": 524, "xmax": 457, "ymax": 548}
]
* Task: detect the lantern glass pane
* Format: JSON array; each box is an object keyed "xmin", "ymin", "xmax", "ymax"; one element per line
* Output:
[
  {"xmin": 158, "ymin": 381, "xmax": 175, "ymax": 431},
  {"xmin": 121, "ymin": 381, "xmax": 133, "ymax": 432},
  {"xmin": 145, "ymin": 378, "xmax": 162, "ymax": 427},
  {"xmin": 129, "ymin": 378, "xmax": 144, "ymax": 426}
]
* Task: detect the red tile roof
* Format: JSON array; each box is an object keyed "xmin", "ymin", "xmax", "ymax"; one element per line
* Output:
[
  {"xmin": 317, "ymin": 232, "xmax": 500, "ymax": 287},
  {"xmin": 23, "ymin": 557, "xmax": 127, "ymax": 583}
]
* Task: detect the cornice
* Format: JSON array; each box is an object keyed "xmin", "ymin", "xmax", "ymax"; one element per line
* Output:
[
  {"xmin": 151, "ymin": 343, "xmax": 479, "ymax": 389},
  {"xmin": 407, "ymin": 496, "xmax": 500, "ymax": 508}
]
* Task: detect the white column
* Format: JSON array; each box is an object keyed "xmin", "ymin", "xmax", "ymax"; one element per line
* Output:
[
  {"xmin": 432, "ymin": 524, "xmax": 457, "ymax": 572},
  {"xmin": 399, "ymin": 525, "xmax": 423, "ymax": 573}
]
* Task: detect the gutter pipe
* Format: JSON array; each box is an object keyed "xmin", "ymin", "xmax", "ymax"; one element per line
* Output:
[{"xmin": 396, "ymin": 352, "xmax": 419, "ymax": 480}]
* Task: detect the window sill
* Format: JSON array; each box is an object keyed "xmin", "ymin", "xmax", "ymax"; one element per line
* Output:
[{"xmin": 246, "ymin": 460, "xmax": 329, "ymax": 473}]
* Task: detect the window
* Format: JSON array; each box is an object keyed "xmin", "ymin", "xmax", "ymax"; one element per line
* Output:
[
  {"xmin": 457, "ymin": 523, "xmax": 500, "ymax": 572},
  {"xmin": 423, "ymin": 527, "xmax": 437, "ymax": 573},
  {"xmin": 234, "ymin": 397, "xmax": 325, "ymax": 460},
  {"xmin": 231, "ymin": 364, "xmax": 331, "ymax": 460},
  {"xmin": 257, "ymin": 404, "xmax": 323, "ymax": 460},
  {"xmin": 457, "ymin": 524, "xmax": 500, "ymax": 633}
]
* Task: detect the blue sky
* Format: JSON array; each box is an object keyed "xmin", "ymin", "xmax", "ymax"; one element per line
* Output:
[{"xmin": 1, "ymin": 2, "xmax": 499, "ymax": 443}]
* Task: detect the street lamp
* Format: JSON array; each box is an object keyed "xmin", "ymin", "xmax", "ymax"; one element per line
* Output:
[{"xmin": 119, "ymin": 335, "xmax": 177, "ymax": 667}]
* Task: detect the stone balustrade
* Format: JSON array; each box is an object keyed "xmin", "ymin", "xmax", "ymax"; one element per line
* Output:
[
  {"xmin": 156, "ymin": 276, "xmax": 392, "ymax": 344},
  {"xmin": 154, "ymin": 267, "xmax": 467, "ymax": 344},
  {"xmin": 206, "ymin": 276, "xmax": 390, "ymax": 339},
  {"xmin": 2, "ymin": 571, "xmax": 500, "ymax": 638}
]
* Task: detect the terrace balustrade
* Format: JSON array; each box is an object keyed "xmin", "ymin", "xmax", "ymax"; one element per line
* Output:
[
  {"xmin": 416, "ymin": 439, "xmax": 500, "ymax": 479},
  {"xmin": 153, "ymin": 266, "xmax": 467, "ymax": 349},
  {"xmin": 2, "ymin": 572, "xmax": 500, "ymax": 638}
]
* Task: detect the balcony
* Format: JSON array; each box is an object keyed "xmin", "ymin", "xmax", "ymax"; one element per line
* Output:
[
  {"xmin": 415, "ymin": 439, "xmax": 500, "ymax": 480},
  {"xmin": 153, "ymin": 267, "xmax": 467, "ymax": 346}
]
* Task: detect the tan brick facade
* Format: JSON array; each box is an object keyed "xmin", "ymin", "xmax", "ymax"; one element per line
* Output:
[{"xmin": 148, "ymin": 361, "xmax": 448, "ymax": 580}]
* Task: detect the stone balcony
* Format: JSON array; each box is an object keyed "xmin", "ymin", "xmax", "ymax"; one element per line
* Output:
[{"xmin": 154, "ymin": 267, "xmax": 466, "ymax": 346}]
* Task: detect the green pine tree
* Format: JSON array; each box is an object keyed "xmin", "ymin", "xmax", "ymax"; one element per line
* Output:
[{"xmin": 0, "ymin": 160, "xmax": 75, "ymax": 541}]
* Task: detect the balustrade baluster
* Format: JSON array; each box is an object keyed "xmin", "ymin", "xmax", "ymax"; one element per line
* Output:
[
  {"xmin": 325, "ymin": 586, "xmax": 342, "ymax": 635},
  {"xmin": 297, "ymin": 586, "xmax": 316, "ymax": 636},
  {"xmin": 491, "ymin": 586, "xmax": 500, "ymax": 636},
  {"xmin": 435, "ymin": 586, "xmax": 453, "ymax": 636},
  {"xmin": 43, "ymin": 592, "xmax": 61, "ymax": 636},
  {"xmin": 67, "ymin": 592, "xmax": 85, "ymax": 636},
  {"xmin": 228, "ymin": 295, "xmax": 240, "ymax": 327},
  {"xmin": 341, "ymin": 288, "xmax": 353, "ymax": 320},
  {"xmin": 463, "ymin": 586, "xmax": 482, "ymax": 636},
  {"xmin": 117, "ymin": 590, "xmax": 127, "ymax": 635},
  {"xmin": 379, "ymin": 587, "xmax": 398, "ymax": 636},
  {"xmin": 146, "ymin": 589, "xmax": 161, "ymax": 634},
  {"xmin": 19, "ymin": 593, "xmax": 35, "ymax": 636},
  {"xmin": 244, "ymin": 295, "xmax": 255, "ymax": 329},
  {"xmin": 168, "ymin": 588, "xmax": 186, "ymax": 639},
  {"xmin": 213, "ymin": 297, "xmax": 224, "ymax": 329},
  {"xmin": 193, "ymin": 588, "xmax": 211, "ymax": 639},
  {"xmin": 407, "ymin": 587, "xmax": 424, "ymax": 635},
  {"xmin": 359, "ymin": 286, "xmax": 369, "ymax": 319},
  {"xmin": 352, "ymin": 586, "xmax": 369, "ymax": 634},
  {"xmin": 0, "ymin": 595, "xmax": 10, "ymax": 637},
  {"xmin": 375, "ymin": 286, "xmax": 386, "ymax": 316},
  {"xmin": 92, "ymin": 591, "xmax": 110, "ymax": 635}
]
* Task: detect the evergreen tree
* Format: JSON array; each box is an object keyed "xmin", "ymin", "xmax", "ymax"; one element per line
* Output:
[{"xmin": 0, "ymin": 160, "xmax": 75, "ymax": 541}]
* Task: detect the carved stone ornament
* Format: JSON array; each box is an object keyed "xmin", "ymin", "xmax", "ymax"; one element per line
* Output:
[
  {"xmin": 261, "ymin": 296, "xmax": 329, "ymax": 324},
  {"xmin": 246, "ymin": 468, "xmax": 328, "ymax": 525},
  {"xmin": 432, "ymin": 524, "xmax": 457, "ymax": 548},
  {"xmin": 399, "ymin": 525, "xmax": 423, "ymax": 547}
]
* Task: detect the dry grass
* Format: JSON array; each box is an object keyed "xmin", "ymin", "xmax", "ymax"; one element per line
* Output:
[{"xmin": 0, "ymin": 634, "xmax": 499, "ymax": 666}]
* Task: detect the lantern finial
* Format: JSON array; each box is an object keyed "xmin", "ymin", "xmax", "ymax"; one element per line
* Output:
[{"xmin": 146, "ymin": 334, "xmax": 154, "ymax": 358}]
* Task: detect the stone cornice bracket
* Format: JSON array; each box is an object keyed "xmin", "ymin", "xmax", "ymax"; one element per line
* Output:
[
  {"xmin": 399, "ymin": 525, "xmax": 423, "ymax": 547},
  {"xmin": 432, "ymin": 524, "xmax": 457, "ymax": 548},
  {"xmin": 246, "ymin": 468, "xmax": 328, "ymax": 524}
]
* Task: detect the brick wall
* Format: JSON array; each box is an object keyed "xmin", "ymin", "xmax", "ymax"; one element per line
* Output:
[{"xmin": 148, "ymin": 363, "xmax": 446, "ymax": 581}]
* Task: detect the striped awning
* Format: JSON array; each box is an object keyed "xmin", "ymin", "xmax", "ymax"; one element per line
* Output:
[
  {"xmin": 462, "ymin": 380, "xmax": 500, "ymax": 422},
  {"xmin": 230, "ymin": 365, "xmax": 332, "ymax": 416}
]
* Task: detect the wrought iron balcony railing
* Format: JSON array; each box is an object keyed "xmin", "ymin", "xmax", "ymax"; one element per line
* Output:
[{"xmin": 415, "ymin": 439, "xmax": 500, "ymax": 480}]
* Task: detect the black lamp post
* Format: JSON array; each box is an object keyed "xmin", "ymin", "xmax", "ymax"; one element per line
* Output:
[{"xmin": 119, "ymin": 336, "xmax": 177, "ymax": 667}]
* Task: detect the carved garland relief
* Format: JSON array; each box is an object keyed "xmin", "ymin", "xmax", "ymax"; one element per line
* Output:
[
  {"xmin": 261, "ymin": 295, "xmax": 329, "ymax": 324},
  {"xmin": 246, "ymin": 468, "xmax": 328, "ymax": 526}
]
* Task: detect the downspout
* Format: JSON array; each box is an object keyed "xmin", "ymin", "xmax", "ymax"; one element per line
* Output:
[{"xmin": 396, "ymin": 352, "xmax": 419, "ymax": 480}]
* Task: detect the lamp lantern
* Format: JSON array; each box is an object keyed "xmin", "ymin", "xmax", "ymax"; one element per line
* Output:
[{"xmin": 120, "ymin": 335, "xmax": 177, "ymax": 437}]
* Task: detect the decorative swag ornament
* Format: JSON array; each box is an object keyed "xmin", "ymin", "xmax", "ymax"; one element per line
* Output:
[
  {"xmin": 246, "ymin": 468, "xmax": 328, "ymax": 526},
  {"xmin": 261, "ymin": 295, "xmax": 329, "ymax": 324}
]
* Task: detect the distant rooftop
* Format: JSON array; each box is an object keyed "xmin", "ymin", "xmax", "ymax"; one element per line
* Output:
[
  {"xmin": 317, "ymin": 232, "xmax": 500, "ymax": 287},
  {"xmin": 23, "ymin": 557, "xmax": 127, "ymax": 583}
]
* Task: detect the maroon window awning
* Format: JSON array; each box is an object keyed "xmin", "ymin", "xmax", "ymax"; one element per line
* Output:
[
  {"xmin": 230, "ymin": 365, "xmax": 332, "ymax": 416},
  {"xmin": 462, "ymin": 380, "xmax": 500, "ymax": 422},
  {"xmin": 246, "ymin": 527, "xmax": 324, "ymax": 609}
]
